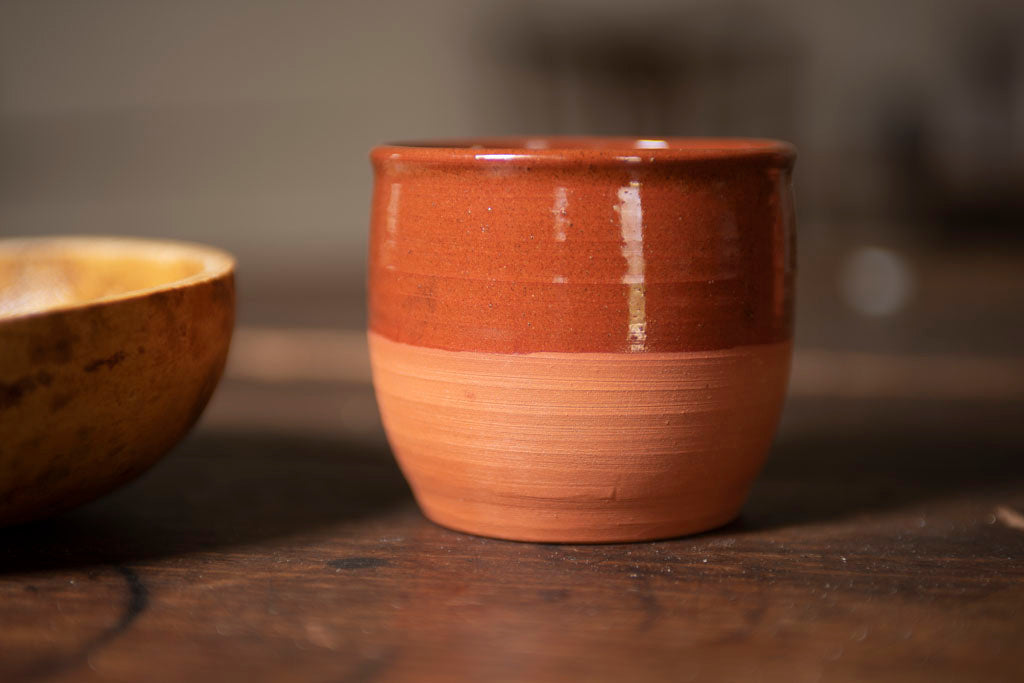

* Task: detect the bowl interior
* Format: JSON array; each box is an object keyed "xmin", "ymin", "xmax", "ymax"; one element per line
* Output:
[{"xmin": 0, "ymin": 238, "xmax": 233, "ymax": 320}]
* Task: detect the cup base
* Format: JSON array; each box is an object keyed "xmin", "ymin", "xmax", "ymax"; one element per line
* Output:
[{"xmin": 414, "ymin": 491, "xmax": 746, "ymax": 544}]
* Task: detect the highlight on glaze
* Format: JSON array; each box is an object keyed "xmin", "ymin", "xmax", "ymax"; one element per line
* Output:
[
  {"xmin": 616, "ymin": 181, "xmax": 647, "ymax": 352},
  {"xmin": 552, "ymin": 186, "xmax": 568, "ymax": 243},
  {"xmin": 379, "ymin": 182, "xmax": 401, "ymax": 272},
  {"xmin": 367, "ymin": 137, "xmax": 797, "ymax": 542}
]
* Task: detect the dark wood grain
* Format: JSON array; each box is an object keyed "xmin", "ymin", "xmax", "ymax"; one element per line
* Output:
[{"xmin": 2, "ymin": 383, "xmax": 1023, "ymax": 683}]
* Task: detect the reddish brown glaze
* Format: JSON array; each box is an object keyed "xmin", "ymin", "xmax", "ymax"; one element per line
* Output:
[
  {"xmin": 367, "ymin": 137, "xmax": 797, "ymax": 542},
  {"xmin": 369, "ymin": 137, "xmax": 795, "ymax": 354}
]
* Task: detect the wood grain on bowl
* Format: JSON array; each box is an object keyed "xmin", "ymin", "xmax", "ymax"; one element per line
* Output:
[{"xmin": 0, "ymin": 238, "xmax": 235, "ymax": 526}]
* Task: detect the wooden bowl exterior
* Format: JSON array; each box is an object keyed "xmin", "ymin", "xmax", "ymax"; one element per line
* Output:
[{"xmin": 0, "ymin": 238, "xmax": 234, "ymax": 526}]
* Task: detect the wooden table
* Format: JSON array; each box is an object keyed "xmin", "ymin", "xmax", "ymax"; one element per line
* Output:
[{"xmin": 2, "ymin": 374, "xmax": 1023, "ymax": 682}]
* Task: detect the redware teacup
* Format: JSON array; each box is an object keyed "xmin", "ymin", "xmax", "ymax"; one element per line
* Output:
[{"xmin": 368, "ymin": 137, "xmax": 796, "ymax": 542}]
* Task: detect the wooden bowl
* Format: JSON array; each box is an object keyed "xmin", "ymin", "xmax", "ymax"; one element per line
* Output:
[
  {"xmin": 368, "ymin": 137, "xmax": 796, "ymax": 543},
  {"xmin": 0, "ymin": 237, "xmax": 235, "ymax": 526}
]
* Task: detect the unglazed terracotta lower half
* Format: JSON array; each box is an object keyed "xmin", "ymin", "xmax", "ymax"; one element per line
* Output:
[{"xmin": 370, "ymin": 332, "xmax": 791, "ymax": 543}]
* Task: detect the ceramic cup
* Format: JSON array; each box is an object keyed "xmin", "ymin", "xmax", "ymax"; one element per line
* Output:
[{"xmin": 368, "ymin": 137, "xmax": 796, "ymax": 543}]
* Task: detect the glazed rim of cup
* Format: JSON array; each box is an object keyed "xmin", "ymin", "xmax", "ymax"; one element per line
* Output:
[
  {"xmin": 372, "ymin": 136, "xmax": 796, "ymax": 166},
  {"xmin": 0, "ymin": 236, "xmax": 234, "ymax": 322}
]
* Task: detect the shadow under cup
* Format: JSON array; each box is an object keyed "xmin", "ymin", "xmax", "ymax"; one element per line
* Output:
[{"xmin": 368, "ymin": 137, "xmax": 796, "ymax": 543}]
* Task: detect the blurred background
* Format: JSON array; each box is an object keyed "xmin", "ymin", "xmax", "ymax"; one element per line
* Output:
[
  {"xmin": 4, "ymin": 4, "xmax": 1024, "ymax": 677},
  {"xmin": 2, "ymin": 0, "xmax": 1022, "ymax": 421}
]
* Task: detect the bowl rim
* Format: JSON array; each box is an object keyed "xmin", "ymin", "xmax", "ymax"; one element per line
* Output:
[
  {"xmin": 0, "ymin": 236, "xmax": 235, "ymax": 323},
  {"xmin": 372, "ymin": 136, "xmax": 796, "ymax": 167}
]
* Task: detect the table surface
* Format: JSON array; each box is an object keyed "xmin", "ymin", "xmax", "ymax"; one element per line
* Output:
[{"xmin": 2, "ymin": 370, "xmax": 1024, "ymax": 682}]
